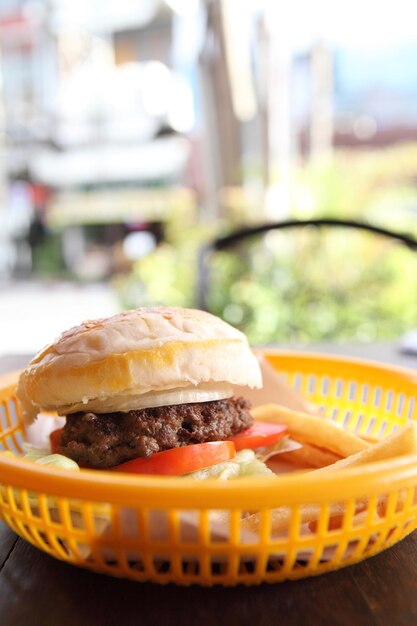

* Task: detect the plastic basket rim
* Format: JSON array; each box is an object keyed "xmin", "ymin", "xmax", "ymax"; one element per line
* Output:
[
  {"xmin": 2, "ymin": 350, "xmax": 417, "ymax": 508},
  {"xmin": 2, "ymin": 448, "xmax": 417, "ymax": 507},
  {"xmin": 260, "ymin": 348, "xmax": 417, "ymax": 381}
]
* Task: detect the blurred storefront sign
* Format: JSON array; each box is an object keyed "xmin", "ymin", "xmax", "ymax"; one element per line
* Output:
[
  {"xmin": 30, "ymin": 136, "xmax": 190, "ymax": 186},
  {"xmin": 46, "ymin": 187, "xmax": 195, "ymax": 227},
  {"xmin": 50, "ymin": 0, "xmax": 160, "ymax": 34},
  {"xmin": 0, "ymin": 10, "xmax": 39, "ymax": 45}
]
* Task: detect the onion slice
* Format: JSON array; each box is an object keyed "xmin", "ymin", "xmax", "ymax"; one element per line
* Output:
[
  {"xmin": 120, "ymin": 383, "xmax": 235, "ymax": 410},
  {"xmin": 63, "ymin": 383, "xmax": 234, "ymax": 415}
]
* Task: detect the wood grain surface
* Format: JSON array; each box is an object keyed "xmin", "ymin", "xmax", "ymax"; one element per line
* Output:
[{"xmin": 1, "ymin": 349, "xmax": 417, "ymax": 626}]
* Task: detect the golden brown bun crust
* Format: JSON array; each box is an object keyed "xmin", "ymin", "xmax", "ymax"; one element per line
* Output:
[{"xmin": 17, "ymin": 307, "xmax": 262, "ymax": 422}]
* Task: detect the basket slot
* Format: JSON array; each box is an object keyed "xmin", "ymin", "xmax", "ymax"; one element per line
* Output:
[
  {"xmin": 2, "ymin": 400, "xmax": 14, "ymax": 428},
  {"xmin": 321, "ymin": 376, "xmax": 330, "ymax": 396},
  {"xmin": 352, "ymin": 412, "xmax": 365, "ymax": 435},
  {"xmin": 106, "ymin": 504, "xmax": 132, "ymax": 575},
  {"xmin": 307, "ymin": 375, "xmax": 316, "ymax": 395},
  {"xmin": 292, "ymin": 373, "xmax": 303, "ymax": 393},
  {"xmin": 279, "ymin": 505, "xmax": 302, "ymax": 577},
  {"xmin": 148, "ymin": 510, "xmax": 169, "ymax": 542},
  {"xmin": 407, "ymin": 396, "xmax": 416, "ymax": 420},
  {"xmin": 376, "ymin": 421, "xmax": 388, "ymax": 439},
  {"xmin": 373, "ymin": 387, "xmax": 382, "ymax": 408},
  {"xmin": 5, "ymin": 432, "xmax": 24, "ymax": 455},
  {"xmin": 330, "ymin": 406, "xmax": 340, "ymax": 422},
  {"xmin": 396, "ymin": 393, "xmax": 405, "ymax": 418},
  {"xmin": 0, "ymin": 404, "xmax": 8, "ymax": 432},
  {"xmin": 361, "ymin": 383, "xmax": 370, "ymax": 404},
  {"xmin": 237, "ymin": 555, "xmax": 259, "ymax": 577},
  {"xmin": 197, "ymin": 509, "xmax": 232, "ymax": 546},
  {"xmin": 12, "ymin": 397, "xmax": 26, "ymax": 450},
  {"xmin": 125, "ymin": 554, "xmax": 146, "ymax": 577},
  {"xmin": 0, "ymin": 398, "xmax": 25, "ymax": 453},
  {"xmin": 136, "ymin": 509, "xmax": 158, "ymax": 578},
  {"xmin": 7, "ymin": 397, "xmax": 20, "ymax": 427},
  {"xmin": 334, "ymin": 378, "xmax": 344, "ymax": 400},
  {"xmin": 178, "ymin": 509, "xmax": 199, "ymax": 544},
  {"xmin": 366, "ymin": 417, "xmax": 377, "ymax": 436},
  {"xmin": 394, "ymin": 487, "xmax": 417, "ymax": 540},
  {"xmin": 348, "ymin": 381, "xmax": 357, "ymax": 402},
  {"xmin": 384, "ymin": 390, "xmax": 394, "ymax": 412},
  {"xmin": 12, "ymin": 394, "xmax": 24, "ymax": 423},
  {"xmin": 402, "ymin": 484, "xmax": 417, "ymax": 527},
  {"xmin": 341, "ymin": 409, "xmax": 353, "ymax": 429}
]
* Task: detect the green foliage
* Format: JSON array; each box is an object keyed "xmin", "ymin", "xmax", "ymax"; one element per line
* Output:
[
  {"xmin": 32, "ymin": 233, "xmax": 65, "ymax": 276},
  {"xmin": 118, "ymin": 224, "xmax": 417, "ymax": 345},
  {"xmin": 117, "ymin": 145, "xmax": 417, "ymax": 344},
  {"xmin": 294, "ymin": 144, "xmax": 417, "ymax": 227},
  {"xmin": 116, "ymin": 224, "xmax": 213, "ymax": 310},
  {"xmin": 206, "ymin": 229, "xmax": 417, "ymax": 344}
]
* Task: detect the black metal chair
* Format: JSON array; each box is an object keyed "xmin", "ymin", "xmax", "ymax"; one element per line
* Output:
[{"xmin": 197, "ymin": 218, "xmax": 417, "ymax": 344}]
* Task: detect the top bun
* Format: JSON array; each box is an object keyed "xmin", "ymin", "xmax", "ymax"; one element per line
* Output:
[{"xmin": 17, "ymin": 307, "xmax": 262, "ymax": 423}]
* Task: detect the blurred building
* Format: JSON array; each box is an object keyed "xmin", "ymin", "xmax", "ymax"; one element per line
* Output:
[
  {"xmin": 0, "ymin": 0, "xmax": 196, "ymax": 278},
  {"xmin": 2, "ymin": 0, "xmax": 417, "ymax": 280},
  {"xmin": 294, "ymin": 41, "xmax": 417, "ymax": 155}
]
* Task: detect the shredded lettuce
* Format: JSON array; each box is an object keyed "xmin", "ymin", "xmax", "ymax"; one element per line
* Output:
[
  {"xmin": 185, "ymin": 437, "xmax": 302, "ymax": 480},
  {"xmin": 22, "ymin": 444, "xmax": 52, "ymax": 460},
  {"xmin": 19, "ymin": 444, "xmax": 80, "ymax": 471},
  {"xmin": 185, "ymin": 449, "xmax": 274, "ymax": 480},
  {"xmin": 33, "ymin": 454, "xmax": 80, "ymax": 471},
  {"xmin": 12, "ymin": 436, "xmax": 301, "ymax": 478}
]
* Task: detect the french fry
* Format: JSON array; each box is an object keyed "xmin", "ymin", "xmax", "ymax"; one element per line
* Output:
[
  {"xmin": 252, "ymin": 403, "xmax": 369, "ymax": 458},
  {"xmin": 358, "ymin": 434, "xmax": 382, "ymax": 445},
  {"xmin": 244, "ymin": 422, "xmax": 417, "ymax": 535},
  {"xmin": 313, "ymin": 421, "xmax": 417, "ymax": 474},
  {"xmin": 279, "ymin": 442, "xmax": 342, "ymax": 468}
]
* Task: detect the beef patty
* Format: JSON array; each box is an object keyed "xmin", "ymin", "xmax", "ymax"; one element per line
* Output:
[{"xmin": 59, "ymin": 396, "xmax": 253, "ymax": 469}]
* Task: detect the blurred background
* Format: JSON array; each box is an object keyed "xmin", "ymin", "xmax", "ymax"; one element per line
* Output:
[{"xmin": 2, "ymin": 0, "xmax": 417, "ymax": 353}]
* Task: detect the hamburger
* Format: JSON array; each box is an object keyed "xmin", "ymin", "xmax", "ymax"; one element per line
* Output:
[{"xmin": 17, "ymin": 307, "xmax": 271, "ymax": 473}]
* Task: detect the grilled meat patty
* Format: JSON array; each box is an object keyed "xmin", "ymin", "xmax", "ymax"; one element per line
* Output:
[{"xmin": 59, "ymin": 397, "xmax": 253, "ymax": 469}]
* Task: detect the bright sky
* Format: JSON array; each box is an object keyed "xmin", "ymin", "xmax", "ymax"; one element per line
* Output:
[{"xmin": 264, "ymin": 0, "xmax": 417, "ymax": 49}]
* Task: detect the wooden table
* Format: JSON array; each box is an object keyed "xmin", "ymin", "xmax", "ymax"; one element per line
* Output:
[{"xmin": 1, "ymin": 346, "xmax": 417, "ymax": 626}]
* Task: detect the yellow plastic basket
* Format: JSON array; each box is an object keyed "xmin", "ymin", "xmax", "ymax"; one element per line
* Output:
[{"xmin": 1, "ymin": 351, "xmax": 417, "ymax": 586}]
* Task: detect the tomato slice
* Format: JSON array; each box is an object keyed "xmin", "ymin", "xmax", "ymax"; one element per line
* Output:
[
  {"xmin": 50, "ymin": 428, "xmax": 64, "ymax": 454},
  {"xmin": 229, "ymin": 421, "xmax": 288, "ymax": 451},
  {"xmin": 111, "ymin": 441, "xmax": 236, "ymax": 476}
]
